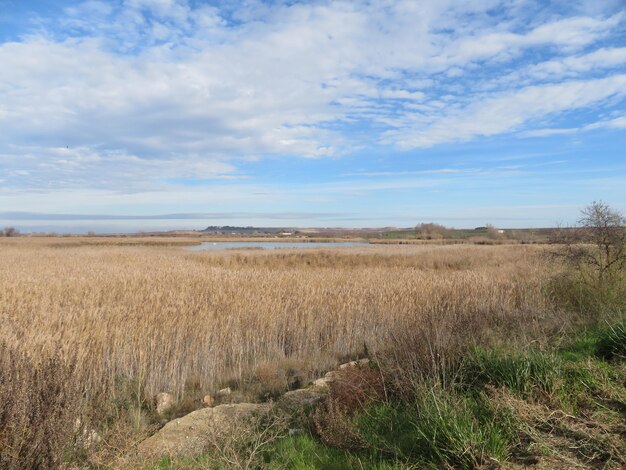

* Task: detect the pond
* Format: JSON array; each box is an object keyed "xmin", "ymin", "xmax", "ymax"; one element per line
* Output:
[{"xmin": 187, "ymin": 241, "xmax": 370, "ymax": 251}]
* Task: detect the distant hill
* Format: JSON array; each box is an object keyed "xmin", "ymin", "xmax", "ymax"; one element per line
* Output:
[{"xmin": 202, "ymin": 226, "xmax": 291, "ymax": 234}]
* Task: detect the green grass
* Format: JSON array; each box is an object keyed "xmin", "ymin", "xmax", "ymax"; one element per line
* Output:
[
  {"xmin": 596, "ymin": 321, "xmax": 626, "ymax": 360},
  {"xmin": 558, "ymin": 337, "xmax": 597, "ymax": 362},
  {"xmin": 459, "ymin": 348, "xmax": 561, "ymax": 400},
  {"xmin": 263, "ymin": 387, "xmax": 516, "ymax": 469},
  {"xmin": 355, "ymin": 390, "xmax": 516, "ymax": 469},
  {"xmin": 264, "ymin": 434, "xmax": 402, "ymax": 469},
  {"xmin": 557, "ymin": 320, "xmax": 626, "ymax": 362}
]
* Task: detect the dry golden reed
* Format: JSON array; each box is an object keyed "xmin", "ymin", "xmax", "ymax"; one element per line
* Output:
[{"xmin": 0, "ymin": 239, "xmax": 553, "ymax": 400}]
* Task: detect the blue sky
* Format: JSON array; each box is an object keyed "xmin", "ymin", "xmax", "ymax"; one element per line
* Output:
[{"xmin": 1, "ymin": 0, "xmax": 625, "ymax": 232}]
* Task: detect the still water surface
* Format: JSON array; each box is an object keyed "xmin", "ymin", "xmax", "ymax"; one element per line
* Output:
[{"xmin": 188, "ymin": 241, "xmax": 370, "ymax": 251}]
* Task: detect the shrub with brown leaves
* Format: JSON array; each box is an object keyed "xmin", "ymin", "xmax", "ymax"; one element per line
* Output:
[{"xmin": 0, "ymin": 344, "xmax": 81, "ymax": 470}]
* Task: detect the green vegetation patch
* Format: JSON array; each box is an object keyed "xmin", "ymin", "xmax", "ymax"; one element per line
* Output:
[
  {"xmin": 355, "ymin": 390, "xmax": 516, "ymax": 469},
  {"xmin": 459, "ymin": 348, "xmax": 561, "ymax": 400},
  {"xmin": 597, "ymin": 321, "xmax": 626, "ymax": 360}
]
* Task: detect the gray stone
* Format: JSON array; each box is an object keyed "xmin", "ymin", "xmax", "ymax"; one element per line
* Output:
[
  {"xmin": 338, "ymin": 358, "xmax": 370, "ymax": 369},
  {"xmin": 216, "ymin": 387, "xmax": 232, "ymax": 397},
  {"xmin": 313, "ymin": 377, "xmax": 331, "ymax": 388},
  {"xmin": 156, "ymin": 392, "xmax": 175, "ymax": 417},
  {"xmin": 134, "ymin": 403, "xmax": 272, "ymax": 460},
  {"xmin": 279, "ymin": 388, "xmax": 326, "ymax": 411}
]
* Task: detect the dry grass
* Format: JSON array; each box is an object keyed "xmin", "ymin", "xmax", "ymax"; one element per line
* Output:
[
  {"xmin": 0, "ymin": 239, "xmax": 565, "ymax": 466},
  {"xmin": 0, "ymin": 240, "xmax": 554, "ymax": 399}
]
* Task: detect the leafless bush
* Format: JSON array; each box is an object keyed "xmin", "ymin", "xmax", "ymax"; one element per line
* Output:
[
  {"xmin": 204, "ymin": 411, "xmax": 288, "ymax": 470},
  {"xmin": 549, "ymin": 202, "xmax": 626, "ymax": 317},
  {"xmin": 486, "ymin": 224, "xmax": 505, "ymax": 240},
  {"xmin": 312, "ymin": 399, "xmax": 370, "ymax": 451},
  {"xmin": 416, "ymin": 222, "xmax": 449, "ymax": 239},
  {"xmin": 1, "ymin": 227, "xmax": 19, "ymax": 237},
  {"xmin": 0, "ymin": 344, "xmax": 81, "ymax": 470},
  {"xmin": 326, "ymin": 366, "xmax": 387, "ymax": 414},
  {"xmin": 552, "ymin": 202, "xmax": 625, "ymax": 283}
]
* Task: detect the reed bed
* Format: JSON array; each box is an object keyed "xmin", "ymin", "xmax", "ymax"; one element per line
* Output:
[{"xmin": 0, "ymin": 240, "xmax": 554, "ymax": 401}]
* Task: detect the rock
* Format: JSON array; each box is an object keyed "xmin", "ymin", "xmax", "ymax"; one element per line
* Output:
[
  {"xmin": 134, "ymin": 403, "xmax": 272, "ymax": 460},
  {"xmin": 156, "ymin": 392, "xmax": 175, "ymax": 417},
  {"xmin": 288, "ymin": 428, "xmax": 305, "ymax": 437},
  {"xmin": 202, "ymin": 394, "xmax": 215, "ymax": 407},
  {"xmin": 313, "ymin": 377, "xmax": 331, "ymax": 388},
  {"xmin": 338, "ymin": 358, "xmax": 370, "ymax": 369},
  {"xmin": 324, "ymin": 371, "xmax": 337, "ymax": 382},
  {"xmin": 74, "ymin": 418, "xmax": 101, "ymax": 449},
  {"xmin": 216, "ymin": 387, "xmax": 231, "ymax": 397},
  {"xmin": 279, "ymin": 388, "xmax": 326, "ymax": 411}
]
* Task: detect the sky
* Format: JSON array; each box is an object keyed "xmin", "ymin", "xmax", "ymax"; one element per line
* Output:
[{"xmin": 0, "ymin": 0, "xmax": 625, "ymax": 232}]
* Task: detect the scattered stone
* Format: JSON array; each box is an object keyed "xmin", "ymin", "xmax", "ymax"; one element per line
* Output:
[
  {"xmin": 279, "ymin": 388, "xmax": 326, "ymax": 411},
  {"xmin": 156, "ymin": 392, "xmax": 175, "ymax": 417},
  {"xmin": 74, "ymin": 418, "xmax": 101, "ymax": 449},
  {"xmin": 216, "ymin": 387, "xmax": 232, "ymax": 397},
  {"xmin": 338, "ymin": 358, "xmax": 370, "ymax": 369},
  {"xmin": 202, "ymin": 394, "xmax": 215, "ymax": 407},
  {"xmin": 134, "ymin": 403, "xmax": 272, "ymax": 460}
]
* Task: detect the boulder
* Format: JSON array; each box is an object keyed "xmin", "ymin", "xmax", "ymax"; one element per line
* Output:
[
  {"xmin": 338, "ymin": 358, "xmax": 370, "ymax": 370},
  {"xmin": 155, "ymin": 392, "xmax": 175, "ymax": 417},
  {"xmin": 134, "ymin": 403, "xmax": 272, "ymax": 460},
  {"xmin": 313, "ymin": 377, "xmax": 331, "ymax": 388},
  {"xmin": 324, "ymin": 370, "xmax": 338, "ymax": 382},
  {"xmin": 216, "ymin": 387, "xmax": 232, "ymax": 397},
  {"xmin": 279, "ymin": 387, "xmax": 326, "ymax": 411}
]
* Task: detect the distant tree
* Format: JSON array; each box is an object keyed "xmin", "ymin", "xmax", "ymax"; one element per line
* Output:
[
  {"xmin": 2, "ymin": 227, "xmax": 19, "ymax": 237},
  {"xmin": 486, "ymin": 224, "xmax": 504, "ymax": 240},
  {"xmin": 415, "ymin": 223, "xmax": 449, "ymax": 239}
]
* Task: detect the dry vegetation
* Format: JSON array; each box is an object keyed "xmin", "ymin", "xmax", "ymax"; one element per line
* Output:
[
  {"xmin": 0, "ymin": 240, "xmax": 551, "ymax": 397},
  {"xmin": 1, "ymin": 237, "xmax": 605, "ymax": 467}
]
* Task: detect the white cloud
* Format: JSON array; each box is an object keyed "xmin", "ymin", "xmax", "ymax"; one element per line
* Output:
[
  {"xmin": 585, "ymin": 116, "xmax": 626, "ymax": 130},
  {"xmin": 524, "ymin": 115, "xmax": 626, "ymax": 137},
  {"xmin": 0, "ymin": 0, "xmax": 625, "ymax": 198},
  {"xmin": 386, "ymin": 74, "xmax": 626, "ymax": 148}
]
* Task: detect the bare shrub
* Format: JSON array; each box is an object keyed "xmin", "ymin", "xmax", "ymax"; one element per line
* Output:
[
  {"xmin": 550, "ymin": 201, "xmax": 626, "ymax": 317},
  {"xmin": 486, "ymin": 224, "xmax": 505, "ymax": 240},
  {"xmin": 1, "ymin": 227, "xmax": 18, "ymax": 237},
  {"xmin": 0, "ymin": 344, "xmax": 81, "ymax": 470},
  {"xmin": 326, "ymin": 366, "xmax": 387, "ymax": 414},
  {"xmin": 311, "ymin": 364, "xmax": 387, "ymax": 451},
  {"xmin": 204, "ymin": 411, "xmax": 288, "ymax": 470},
  {"xmin": 416, "ymin": 222, "xmax": 449, "ymax": 239},
  {"xmin": 560, "ymin": 202, "xmax": 625, "ymax": 286},
  {"xmin": 312, "ymin": 399, "xmax": 370, "ymax": 451}
]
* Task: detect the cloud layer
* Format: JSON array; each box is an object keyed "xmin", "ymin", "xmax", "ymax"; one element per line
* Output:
[{"xmin": 0, "ymin": 0, "xmax": 625, "ymax": 225}]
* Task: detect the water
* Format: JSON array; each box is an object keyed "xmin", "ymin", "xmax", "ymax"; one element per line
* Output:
[{"xmin": 188, "ymin": 241, "xmax": 370, "ymax": 251}]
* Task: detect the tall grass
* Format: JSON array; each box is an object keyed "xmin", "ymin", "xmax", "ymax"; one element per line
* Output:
[
  {"xmin": 0, "ymin": 241, "xmax": 553, "ymax": 400},
  {"xmin": 0, "ymin": 240, "xmax": 564, "ymax": 466}
]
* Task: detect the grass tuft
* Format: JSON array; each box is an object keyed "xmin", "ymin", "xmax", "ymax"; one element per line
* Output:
[
  {"xmin": 459, "ymin": 348, "xmax": 561, "ymax": 400},
  {"xmin": 596, "ymin": 321, "xmax": 626, "ymax": 360}
]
